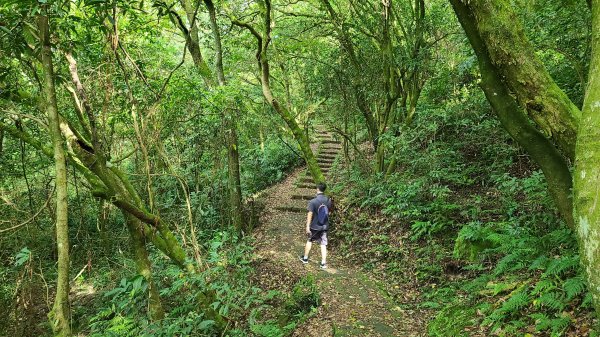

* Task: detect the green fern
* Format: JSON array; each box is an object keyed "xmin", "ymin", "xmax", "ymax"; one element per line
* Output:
[
  {"xmin": 535, "ymin": 292, "xmax": 565, "ymax": 311},
  {"xmin": 582, "ymin": 292, "xmax": 594, "ymax": 309},
  {"xmin": 530, "ymin": 279, "xmax": 556, "ymax": 296},
  {"xmin": 500, "ymin": 291, "xmax": 530, "ymax": 314},
  {"xmin": 529, "ymin": 255, "xmax": 551, "ymax": 271},
  {"xmin": 563, "ymin": 276, "xmax": 586, "ymax": 301},
  {"xmin": 542, "ymin": 256, "xmax": 579, "ymax": 278},
  {"xmin": 531, "ymin": 312, "xmax": 571, "ymax": 336}
]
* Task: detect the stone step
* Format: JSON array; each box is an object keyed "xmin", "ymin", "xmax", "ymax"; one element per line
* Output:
[
  {"xmin": 277, "ymin": 198, "xmax": 309, "ymax": 211},
  {"xmin": 321, "ymin": 140, "xmax": 342, "ymax": 149},
  {"xmin": 299, "ymin": 177, "xmax": 315, "ymax": 183},
  {"xmin": 274, "ymin": 205, "xmax": 306, "ymax": 213},
  {"xmin": 322, "ymin": 140, "xmax": 341, "ymax": 145},
  {"xmin": 297, "ymin": 183, "xmax": 315, "ymax": 189},
  {"xmin": 304, "ymin": 171, "xmax": 330, "ymax": 179},
  {"xmin": 291, "ymin": 194, "xmax": 314, "ymax": 201},
  {"xmin": 322, "ymin": 145, "xmax": 342, "ymax": 150},
  {"xmin": 319, "ymin": 155, "xmax": 336, "ymax": 160}
]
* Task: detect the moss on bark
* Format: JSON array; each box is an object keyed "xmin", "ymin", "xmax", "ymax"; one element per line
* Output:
[
  {"xmin": 451, "ymin": 0, "xmax": 574, "ymax": 228},
  {"xmin": 467, "ymin": 0, "xmax": 580, "ymax": 159},
  {"xmin": 573, "ymin": 0, "xmax": 600, "ymax": 315},
  {"xmin": 38, "ymin": 10, "xmax": 71, "ymax": 336}
]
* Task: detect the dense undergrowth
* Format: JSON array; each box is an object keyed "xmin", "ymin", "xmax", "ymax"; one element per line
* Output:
[
  {"xmin": 0, "ymin": 134, "xmax": 307, "ymax": 336},
  {"xmin": 329, "ymin": 87, "xmax": 596, "ymax": 336},
  {"xmin": 83, "ymin": 233, "xmax": 318, "ymax": 336}
]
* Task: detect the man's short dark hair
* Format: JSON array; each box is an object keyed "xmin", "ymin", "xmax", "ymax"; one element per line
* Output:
[{"xmin": 317, "ymin": 182, "xmax": 327, "ymax": 192}]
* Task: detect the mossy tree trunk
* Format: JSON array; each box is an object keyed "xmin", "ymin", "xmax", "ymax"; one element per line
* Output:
[
  {"xmin": 260, "ymin": 1, "xmax": 324, "ymax": 183},
  {"xmin": 450, "ymin": 0, "xmax": 574, "ymax": 228},
  {"xmin": 124, "ymin": 213, "xmax": 164, "ymax": 320},
  {"xmin": 573, "ymin": 0, "xmax": 600, "ymax": 315},
  {"xmin": 167, "ymin": 0, "xmax": 246, "ymax": 232},
  {"xmin": 464, "ymin": 0, "xmax": 580, "ymax": 159},
  {"xmin": 178, "ymin": 0, "xmax": 214, "ymax": 86},
  {"xmin": 38, "ymin": 10, "xmax": 71, "ymax": 336}
]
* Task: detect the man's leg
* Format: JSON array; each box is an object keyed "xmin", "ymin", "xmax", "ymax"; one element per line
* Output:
[
  {"xmin": 320, "ymin": 244, "xmax": 327, "ymax": 265},
  {"xmin": 303, "ymin": 240, "xmax": 312, "ymax": 259},
  {"xmin": 320, "ymin": 232, "xmax": 328, "ymax": 267}
]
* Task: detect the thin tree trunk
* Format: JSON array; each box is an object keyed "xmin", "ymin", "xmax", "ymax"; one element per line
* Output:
[
  {"xmin": 205, "ymin": 0, "xmax": 244, "ymax": 231},
  {"xmin": 321, "ymin": 0, "xmax": 379, "ymax": 150},
  {"xmin": 38, "ymin": 10, "xmax": 71, "ymax": 336},
  {"xmin": 98, "ymin": 200, "xmax": 110, "ymax": 253},
  {"xmin": 261, "ymin": 1, "xmax": 323, "ymax": 183},
  {"xmin": 573, "ymin": 0, "xmax": 600, "ymax": 315},
  {"xmin": 180, "ymin": 0, "xmax": 214, "ymax": 85}
]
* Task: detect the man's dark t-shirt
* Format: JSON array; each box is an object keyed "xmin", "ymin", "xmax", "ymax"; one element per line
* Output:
[{"xmin": 307, "ymin": 193, "xmax": 333, "ymax": 230}]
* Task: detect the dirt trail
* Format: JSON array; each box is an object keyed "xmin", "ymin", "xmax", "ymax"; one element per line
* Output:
[{"xmin": 253, "ymin": 130, "xmax": 424, "ymax": 336}]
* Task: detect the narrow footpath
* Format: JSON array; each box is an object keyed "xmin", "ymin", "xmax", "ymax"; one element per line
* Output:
[{"xmin": 253, "ymin": 129, "xmax": 425, "ymax": 336}]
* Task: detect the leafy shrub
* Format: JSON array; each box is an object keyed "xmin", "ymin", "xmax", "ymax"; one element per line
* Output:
[{"xmin": 87, "ymin": 232, "xmax": 293, "ymax": 336}]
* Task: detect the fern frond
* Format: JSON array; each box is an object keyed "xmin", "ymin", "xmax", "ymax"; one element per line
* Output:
[
  {"xmin": 529, "ymin": 255, "xmax": 550, "ymax": 271},
  {"xmin": 563, "ymin": 276, "xmax": 586, "ymax": 301},
  {"xmin": 543, "ymin": 255, "xmax": 579, "ymax": 278},
  {"xmin": 530, "ymin": 279, "xmax": 556, "ymax": 296},
  {"xmin": 535, "ymin": 292, "xmax": 565, "ymax": 311},
  {"xmin": 500, "ymin": 291, "xmax": 529, "ymax": 314}
]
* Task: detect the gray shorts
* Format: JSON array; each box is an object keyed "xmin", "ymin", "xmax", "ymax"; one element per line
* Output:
[{"xmin": 308, "ymin": 230, "xmax": 328, "ymax": 246}]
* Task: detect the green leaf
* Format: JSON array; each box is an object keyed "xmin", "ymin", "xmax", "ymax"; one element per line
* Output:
[
  {"xmin": 198, "ymin": 320, "xmax": 215, "ymax": 330},
  {"xmin": 14, "ymin": 247, "xmax": 31, "ymax": 267}
]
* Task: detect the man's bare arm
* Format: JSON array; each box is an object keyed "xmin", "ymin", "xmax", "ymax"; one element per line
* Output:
[{"xmin": 306, "ymin": 212, "xmax": 313, "ymax": 234}]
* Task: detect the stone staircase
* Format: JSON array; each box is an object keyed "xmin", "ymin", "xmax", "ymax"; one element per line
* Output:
[{"xmin": 275, "ymin": 129, "xmax": 341, "ymax": 213}]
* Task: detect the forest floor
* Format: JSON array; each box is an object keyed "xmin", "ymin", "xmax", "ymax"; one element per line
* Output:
[{"xmin": 252, "ymin": 131, "xmax": 427, "ymax": 336}]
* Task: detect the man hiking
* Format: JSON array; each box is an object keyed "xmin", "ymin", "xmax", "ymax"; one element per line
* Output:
[{"xmin": 299, "ymin": 182, "xmax": 333, "ymax": 269}]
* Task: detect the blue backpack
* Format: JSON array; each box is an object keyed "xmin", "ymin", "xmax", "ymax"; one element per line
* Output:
[{"xmin": 317, "ymin": 200, "xmax": 329, "ymax": 229}]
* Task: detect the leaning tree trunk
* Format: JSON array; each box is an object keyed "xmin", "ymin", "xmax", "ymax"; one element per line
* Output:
[
  {"xmin": 260, "ymin": 0, "xmax": 323, "ymax": 183},
  {"xmin": 450, "ymin": 0, "xmax": 574, "ymax": 228},
  {"xmin": 180, "ymin": 0, "xmax": 213, "ymax": 85},
  {"xmin": 38, "ymin": 10, "xmax": 71, "ymax": 336},
  {"xmin": 573, "ymin": 0, "xmax": 600, "ymax": 315},
  {"xmin": 0, "ymin": 119, "xmax": 195, "ymax": 273},
  {"xmin": 464, "ymin": 0, "xmax": 580, "ymax": 159},
  {"xmin": 232, "ymin": 0, "xmax": 324, "ymax": 183}
]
